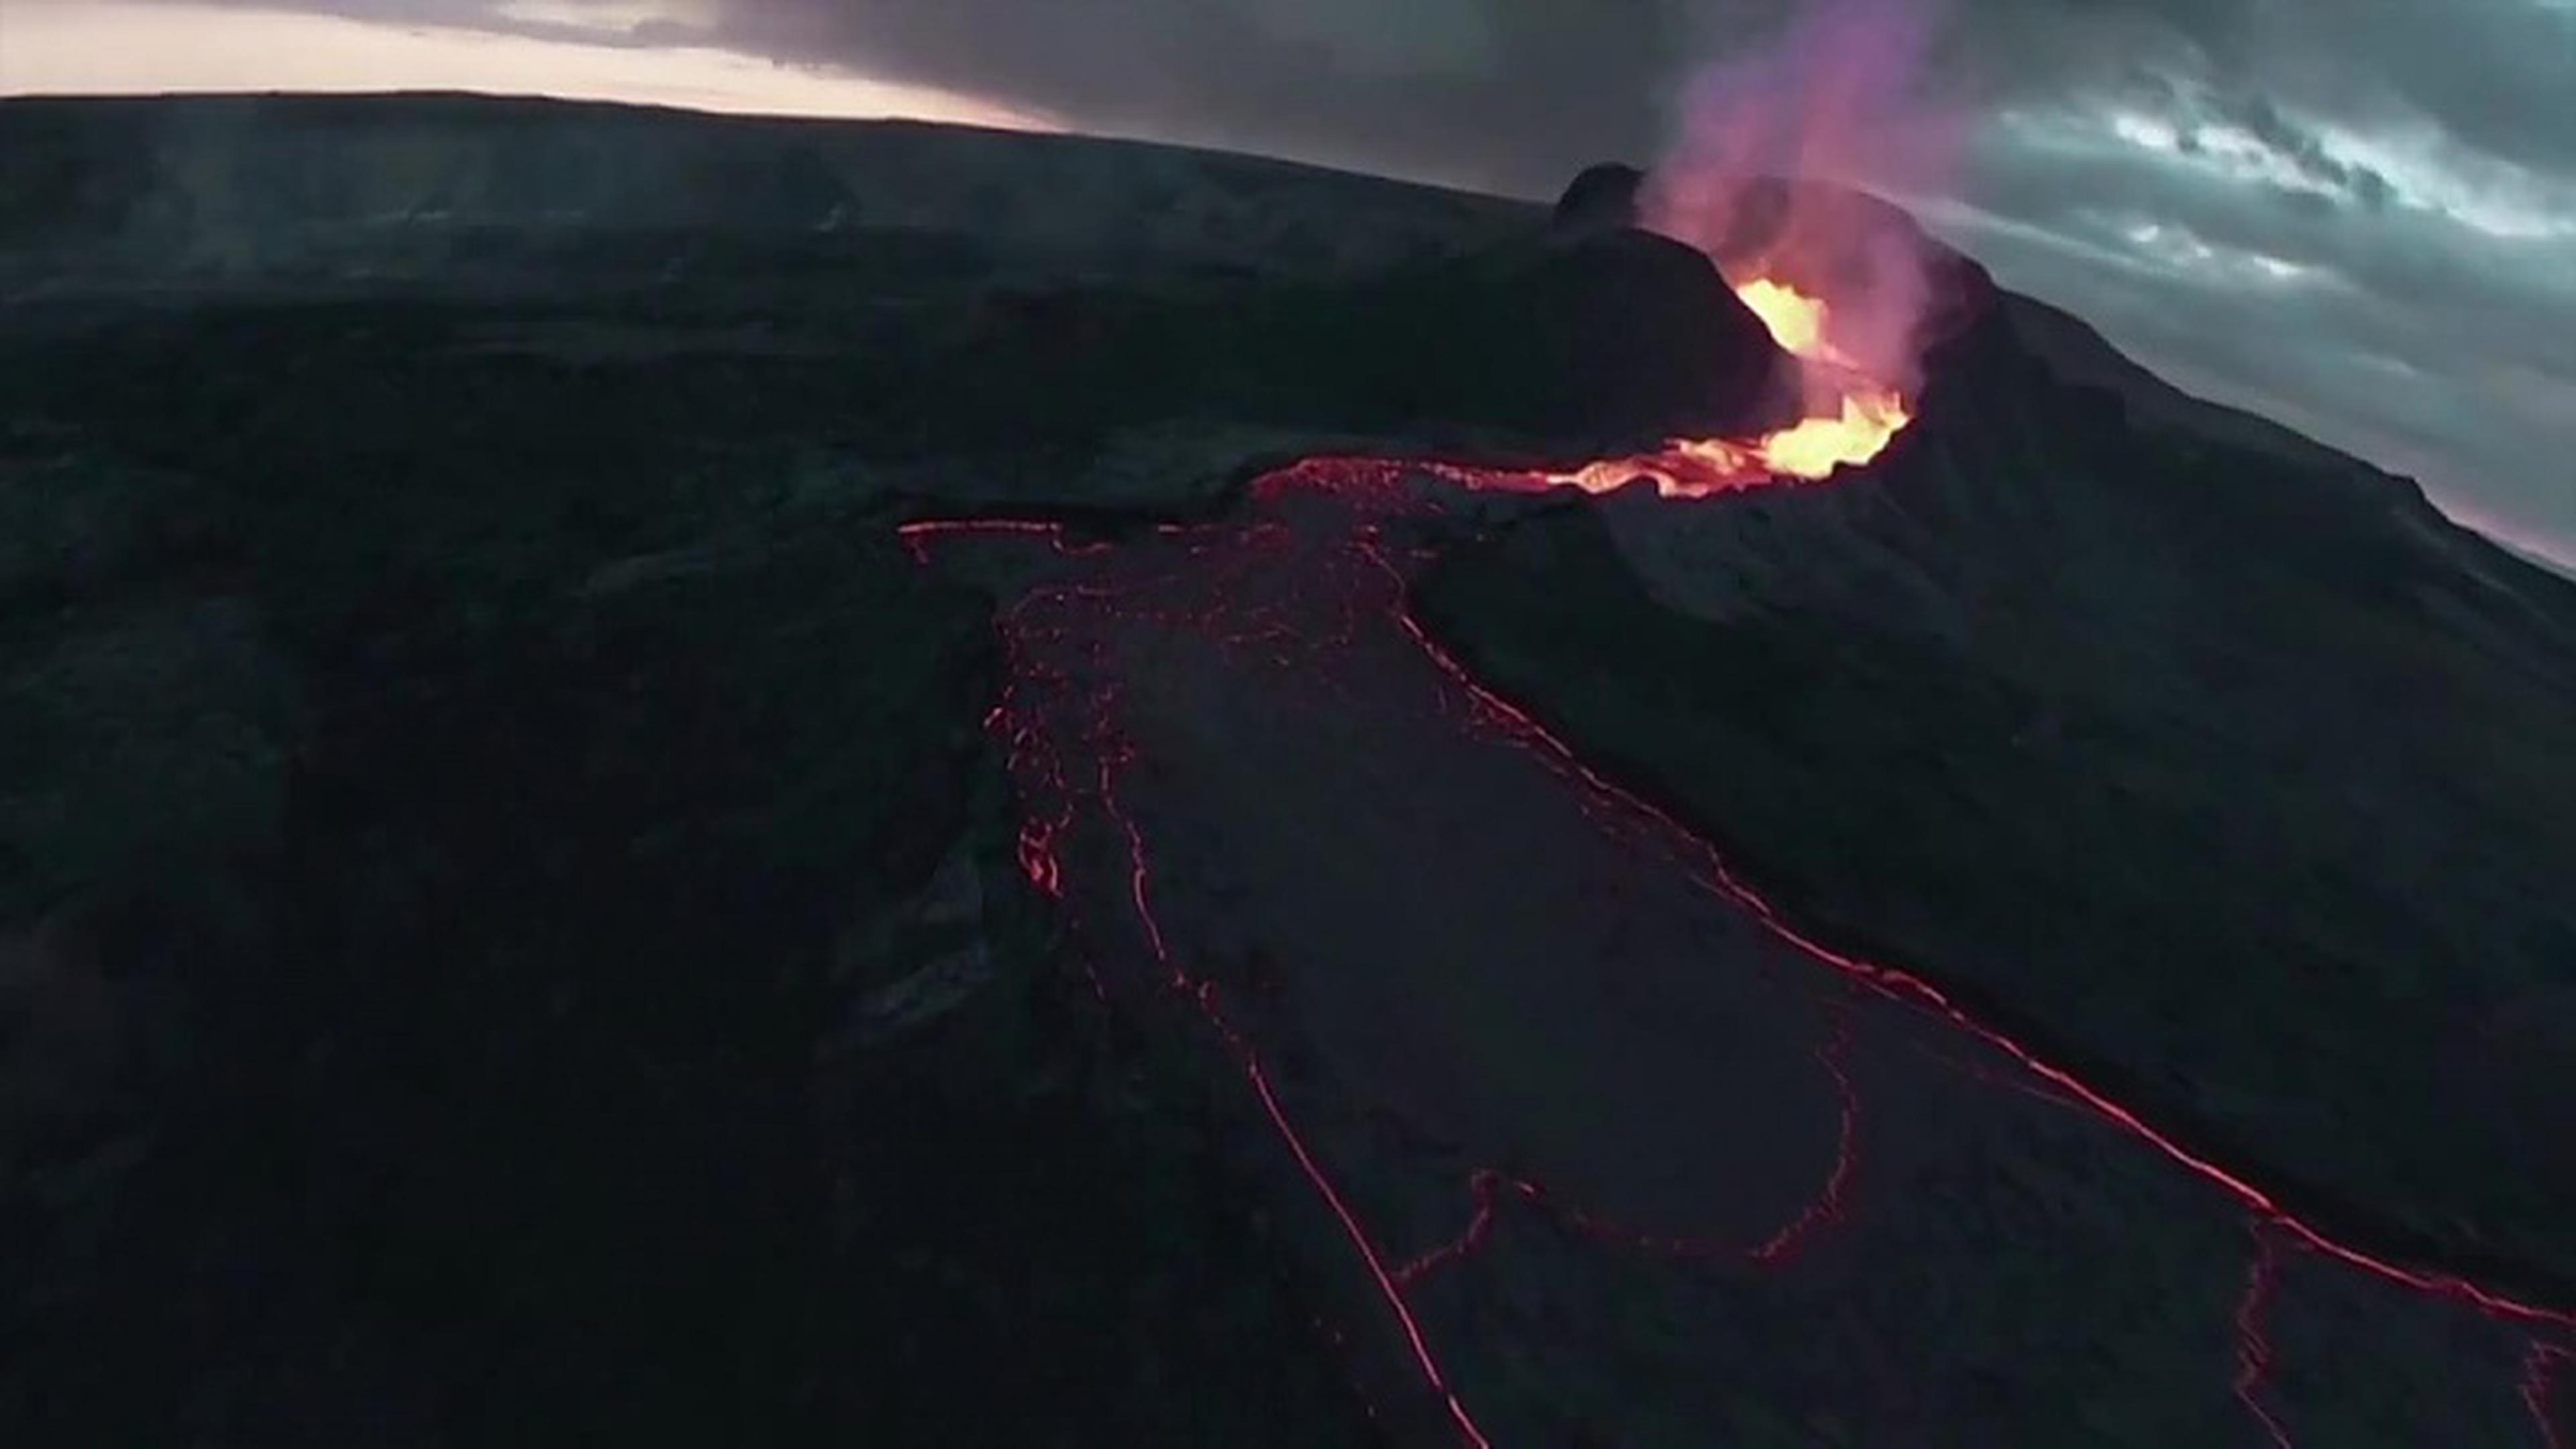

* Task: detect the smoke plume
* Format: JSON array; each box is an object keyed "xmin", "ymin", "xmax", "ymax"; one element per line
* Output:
[{"xmin": 1643, "ymin": 0, "xmax": 1964, "ymax": 401}]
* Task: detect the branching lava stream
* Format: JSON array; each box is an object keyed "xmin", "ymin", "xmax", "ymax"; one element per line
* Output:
[{"xmin": 896, "ymin": 282, "xmax": 2572, "ymax": 1443}]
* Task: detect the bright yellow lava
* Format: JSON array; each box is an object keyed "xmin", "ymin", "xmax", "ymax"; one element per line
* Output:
[
  {"xmin": 1539, "ymin": 277, "xmax": 1914, "ymax": 497},
  {"xmin": 1734, "ymin": 278, "xmax": 1841, "ymax": 365},
  {"xmin": 1754, "ymin": 384, "xmax": 1913, "ymax": 479}
]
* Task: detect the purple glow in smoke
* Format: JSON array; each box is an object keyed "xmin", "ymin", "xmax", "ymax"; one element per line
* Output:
[{"xmin": 1644, "ymin": 0, "xmax": 1964, "ymax": 400}]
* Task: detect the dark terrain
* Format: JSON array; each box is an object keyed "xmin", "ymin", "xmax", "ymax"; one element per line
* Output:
[
  {"xmin": 912, "ymin": 458, "xmax": 2561, "ymax": 1445},
  {"xmin": 2, "ymin": 91, "xmax": 2572, "ymax": 1445}
]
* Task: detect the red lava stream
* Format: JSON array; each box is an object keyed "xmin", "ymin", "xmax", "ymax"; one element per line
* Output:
[{"xmin": 898, "ymin": 455, "xmax": 2573, "ymax": 1446}]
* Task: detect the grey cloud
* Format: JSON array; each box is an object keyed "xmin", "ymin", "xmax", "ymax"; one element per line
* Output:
[
  {"xmin": 1936, "ymin": 0, "xmax": 2575, "ymax": 176},
  {"xmin": 1998, "ymin": 136, "xmax": 2573, "ymax": 362},
  {"xmin": 1945, "ymin": 116, "xmax": 2576, "ymax": 542},
  {"xmin": 2267, "ymin": 0, "xmax": 2576, "ymax": 177},
  {"xmin": 2209, "ymin": 92, "xmax": 2394, "ymax": 209},
  {"xmin": 690, "ymin": 0, "xmax": 1703, "ymax": 193}
]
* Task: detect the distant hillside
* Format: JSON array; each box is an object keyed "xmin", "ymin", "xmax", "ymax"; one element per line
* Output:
[{"xmin": 0, "ymin": 91, "xmax": 1533, "ymax": 290}]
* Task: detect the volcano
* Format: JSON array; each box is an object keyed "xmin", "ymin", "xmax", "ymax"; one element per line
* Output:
[{"xmin": 2, "ymin": 93, "xmax": 2572, "ymax": 1448}]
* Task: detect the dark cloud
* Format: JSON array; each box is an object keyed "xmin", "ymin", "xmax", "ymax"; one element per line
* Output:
[{"xmin": 688, "ymin": 0, "xmax": 1703, "ymax": 193}]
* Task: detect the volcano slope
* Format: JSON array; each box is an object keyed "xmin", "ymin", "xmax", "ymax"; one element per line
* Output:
[
  {"xmin": 3, "ymin": 92, "xmax": 2573, "ymax": 1446},
  {"xmin": 1417, "ymin": 299, "xmax": 2576, "ymax": 1300}
]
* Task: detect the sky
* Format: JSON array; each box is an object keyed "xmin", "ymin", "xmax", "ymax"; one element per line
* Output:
[{"xmin": 5, "ymin": 0, "xmax": 2572, "ymax": 561}]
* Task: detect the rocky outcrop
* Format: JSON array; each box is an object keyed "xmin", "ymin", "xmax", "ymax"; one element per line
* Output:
[
  {"xmin": 902, "ymin": 199, "xmax": 1799, "ymax": 455},
  {"xmin": 1375, "ymin": 224, "xmax": 1799, "ymax": 443},
  {"xmin": 1548, "ymin": 161, "xmax": 1647, "ymax": 234}
]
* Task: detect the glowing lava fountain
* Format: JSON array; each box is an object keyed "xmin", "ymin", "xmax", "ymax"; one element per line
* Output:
[{"xmin": 1528, "ymin": 275, "xmax": 1914, "ymax": 499}]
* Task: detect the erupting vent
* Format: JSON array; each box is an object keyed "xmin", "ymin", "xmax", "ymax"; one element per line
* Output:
[{"xmin": 1534, "ymin": 272, "xmax": 1917, "ymax": 498}]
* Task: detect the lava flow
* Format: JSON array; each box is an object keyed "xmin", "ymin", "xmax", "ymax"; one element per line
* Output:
[
  {"xmin": 895, "ymin": 279, "xmax": 2571, "ymax": 1440},
  {"xmin": 900, "ymin": 446, "xmax": 2575, "ymax": 1442}
]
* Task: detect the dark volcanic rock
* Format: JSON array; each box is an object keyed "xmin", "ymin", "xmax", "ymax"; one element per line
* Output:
[
  {"xmin": 934, "ymin": 220, "xmax": 1796, "ymax": 457},
  {"xmin": 0, "ymin": 268, "xmax": 1387, "ymax": 1448},
  {"xmin": 1323, "ymin": 225, "xmax": 1799, "ymax": 447},
  {"xmin": 0, "ymin": 474, "xmax": 1383, "ymax": 1444}
]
